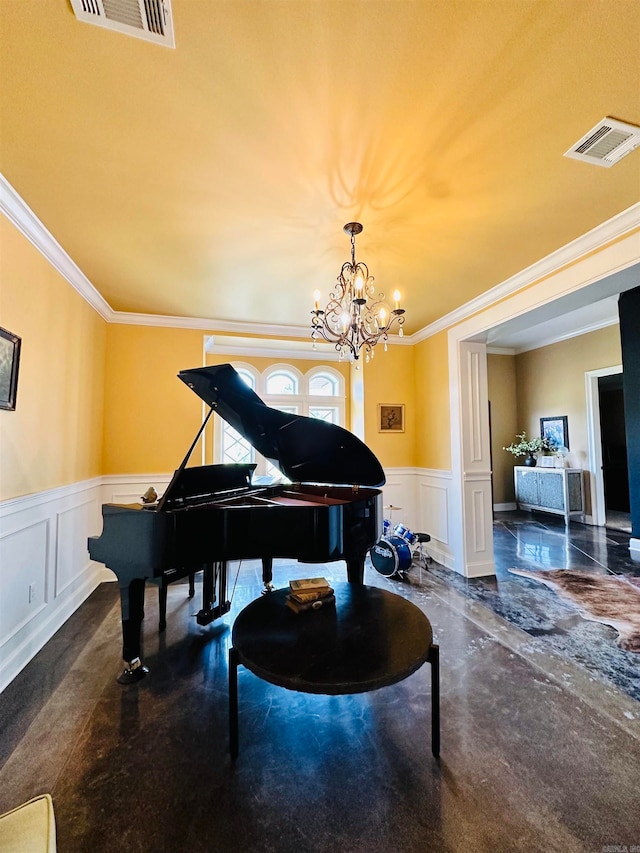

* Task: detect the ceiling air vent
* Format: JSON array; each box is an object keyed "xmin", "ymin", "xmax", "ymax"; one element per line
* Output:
[
  {"xmin": 70, "ymin": 0, "xmax": 175, "ymax": 48},
  {"xmin": 564, "ymin": 117, "xmax": 640, "ymax": 168}
]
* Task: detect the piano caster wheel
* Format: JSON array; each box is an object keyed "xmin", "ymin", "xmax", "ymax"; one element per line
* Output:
[
  {"xmin": 117, "ymin": 658, "xmax": 149, "ymax": 685},
  {"xmin": 262, "ymin": 583, "xmax": 274, "ymax": 595}
]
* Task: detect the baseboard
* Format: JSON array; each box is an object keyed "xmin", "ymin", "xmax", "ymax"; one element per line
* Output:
[
  {"xmin": 493, "ymin": 502, "xmax": 517, "ymax": 512},
  {"xmin": 0, "ymin": 563, "xmax": 108, "ymax": 694},
  {"xmin": 422, "ymin": 541, "xmax": 454, "ymax": 571}
]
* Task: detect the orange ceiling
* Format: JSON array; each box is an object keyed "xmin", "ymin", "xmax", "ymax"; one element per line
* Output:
[{"xmin": 1, "ymin": 0, "xmax": 639, "ymax": 335}]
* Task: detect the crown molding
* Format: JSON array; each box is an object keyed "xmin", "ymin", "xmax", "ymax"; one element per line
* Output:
[
  {"xmin": 4, "ymin": 171, "xmax": 637, "ymax": 345},
  {"xmin": 486, "ymin": 346, "xmax": 517, "ymax": 356},
  {"xmin": 410, "ymin": 202, "xmax": 640, "ymax": 345},
  {"xmin": 0, "ymin": 173, "xmax": 112, "ymax": 320},
  {"xmin": 486, "ymin": 314, "xmax": 620, "ymax": 356},
  {"xmin": 107, "ymin": 311, "xmax": 413, "ymax": 347},
  {"xmin": 514, "ymin": 315, "xmax": 619, "ymax": 354},
  {"xmin": 109, "ymin": 310, "xmax": 312, "ymax": 336},
  {"xmin": 204, "ymin": 334, "xmax": 344, "ymax": 362}
]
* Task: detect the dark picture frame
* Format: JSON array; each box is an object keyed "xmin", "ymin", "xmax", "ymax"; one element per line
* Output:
[
  {"xmin": 378, "ymin": 404, "xmax": 405, "ymax": 433},
  {"xmin": 540, "ymin": 415, "xmax": 569, "ymax": 450},
  {"xmin": 0, "ymin": 326, "xmax": 21, "ymax": 411}
]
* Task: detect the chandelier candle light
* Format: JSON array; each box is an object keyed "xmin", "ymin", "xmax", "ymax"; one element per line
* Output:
[{"xmin": 311, "ymin": 222, "xmax": 406, "ymax": 364}]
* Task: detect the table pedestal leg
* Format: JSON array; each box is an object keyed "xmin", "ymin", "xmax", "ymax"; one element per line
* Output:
[
  {"xmin": 229, "ymin": 647, "xmax": 239, "ymax": 759},
  {"xmin": 428, "ymin": 643, "xmax": 440, "ymax": 759}
]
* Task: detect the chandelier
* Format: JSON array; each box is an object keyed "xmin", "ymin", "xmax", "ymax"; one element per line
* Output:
[{"xmin": 311, "ymin": 222, "xmax": 405, "ymax": 363}]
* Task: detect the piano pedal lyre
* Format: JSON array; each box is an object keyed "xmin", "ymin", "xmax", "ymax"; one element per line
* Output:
[{"xmin": 196, "ymin": 600, "xmax": 231, "ymax": 626}]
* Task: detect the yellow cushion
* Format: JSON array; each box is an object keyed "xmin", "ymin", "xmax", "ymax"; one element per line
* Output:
[{"xmin": 0, "ymin": 794, "xmax": 56, "ymax": 853}]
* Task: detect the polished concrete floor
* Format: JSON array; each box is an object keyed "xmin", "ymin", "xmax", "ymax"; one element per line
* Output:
[
  {"xmin": 1, "ymin": 516, "xmax": 640, "ymax": 852},
  {"xmin": 428, "ymin": 511, "xmax": 640, "ymax": 702}
]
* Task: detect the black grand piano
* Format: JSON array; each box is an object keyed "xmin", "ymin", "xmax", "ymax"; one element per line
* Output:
[{"xmin": 89, "ymin": 364, "xmax": 385, "ymax": 683}]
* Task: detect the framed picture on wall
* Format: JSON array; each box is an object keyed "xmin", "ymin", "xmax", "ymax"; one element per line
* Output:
[
  {"xmin": 0, "ymin": 326, "xmax": 21, "ymax": 411},
  {"xmin": 378, "ymin": 404, "xmax": 404, "ymax": 433},
  {"xmin": 540, "ymin": 415, "xmax": 569, "ymax": 450}
]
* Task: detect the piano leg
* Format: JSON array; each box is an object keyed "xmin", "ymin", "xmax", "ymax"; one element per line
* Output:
[
  {"xmin": 346, "ymin": 553, "xmax": 365, "ymax": 584},
  {"xmin": 118, "ymin": 577, "xmax": 150, "ymax": 685},
  {"xmin": 158, "ymin": 580, "xmax": 168, "ymax": 633},
  {"xmin": 262, "ymin": 557, "xmax": 274, "ymax": 592}
]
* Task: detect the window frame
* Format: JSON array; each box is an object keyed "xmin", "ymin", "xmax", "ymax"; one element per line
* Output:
[{"xmin": 215, "ymin": 363, "xmax": 345, "ymax": 477}]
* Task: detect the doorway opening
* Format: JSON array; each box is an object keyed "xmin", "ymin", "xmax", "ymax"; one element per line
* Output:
[
  {"xmin": 598, "ymin": 373, "xmax": 631, "ymax": 532},
  {"xmin": 586, "ymin": 365, "xmax": 631, "ymax": 532}
]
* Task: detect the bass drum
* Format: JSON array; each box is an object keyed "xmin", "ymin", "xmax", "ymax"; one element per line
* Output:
[{"xmin": 370, "ymin": 535, "xmax": 413, "ymax": 577}]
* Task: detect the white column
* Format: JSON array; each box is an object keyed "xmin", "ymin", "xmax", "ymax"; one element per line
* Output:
[{"xmin": 449, "ymin": 338, "xmax": 495, "ymax": 577}]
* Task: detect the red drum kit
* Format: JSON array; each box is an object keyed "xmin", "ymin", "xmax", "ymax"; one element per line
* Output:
[{"xmin": 370, "ymin": 506, "xmax": 431, "ymax": 578}]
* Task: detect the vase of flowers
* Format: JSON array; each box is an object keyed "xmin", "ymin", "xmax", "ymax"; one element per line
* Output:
[{"xmin": 503, "ymin": 432, "xmax": 554, "ymax": 467}]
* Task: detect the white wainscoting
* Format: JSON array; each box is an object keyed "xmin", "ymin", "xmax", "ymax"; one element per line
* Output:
[
  {"xmin": 0, "ymin": 474, "xmax": 174, "ymax": 694},
  {"xmin": 383, "ymin": 468, "xmax": 455, "ymax": 569},
  {"xmin": 1, "ymin": 468, "xmax": 454, "ymax": 693},
  {"xmin": 101, "ymin": 473, "xmax": 172, "ymax": 507},
  {"xmin": 0, "ymin": 478, "xmax": 108, "ymax": 693}
]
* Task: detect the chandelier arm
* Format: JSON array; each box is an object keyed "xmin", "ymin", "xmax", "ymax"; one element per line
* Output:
[{"xmin": 310, "ymin": 222, "xmax": 407, "ymax": 361}]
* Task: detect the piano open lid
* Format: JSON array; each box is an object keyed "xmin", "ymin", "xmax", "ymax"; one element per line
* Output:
[{"xmin": 179, "ymin": 364, "xmax": 386, "ymax": 488}]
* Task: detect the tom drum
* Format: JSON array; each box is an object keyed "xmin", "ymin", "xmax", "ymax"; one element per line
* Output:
[{"xmin": 393, "ymin": 523, "xmax": 417, "ymax": 546}]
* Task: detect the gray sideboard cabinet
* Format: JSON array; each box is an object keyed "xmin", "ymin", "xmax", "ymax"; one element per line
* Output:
[{"xmin": 514, "ymin": 467, "xmax": 585, "ymax": 525}]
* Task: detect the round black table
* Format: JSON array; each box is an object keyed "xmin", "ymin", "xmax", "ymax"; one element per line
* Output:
[{"xmin": 229, "ymin": 583, "xmax": 440, "ymax": 758}]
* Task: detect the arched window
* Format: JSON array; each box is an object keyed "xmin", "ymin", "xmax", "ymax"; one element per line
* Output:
[
  {"xmin": 307, "ymin": 367, "xmax": 344, "ymax": 425},
  {"xmin": 309, "ymin": 372, "xmax": 338, "ymax": 396},
  {"xmin": 236, "ymin": 368, "xmax": 256, "ymax": 390},
  {"xmin": 265, "ymin": 370, "xmax": 298, "ymax": 395},
  {"xmin": 216, "ymin": 363, "xmax": 345, "ymax": 480}
]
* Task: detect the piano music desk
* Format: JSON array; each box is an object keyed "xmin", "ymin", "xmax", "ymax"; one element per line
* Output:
[{"xmin": 229, "ymin": 583, "xmax": 440, "ymax": 759}]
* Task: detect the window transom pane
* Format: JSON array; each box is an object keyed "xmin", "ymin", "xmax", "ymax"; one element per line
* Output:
[
  {"xmin": 266, "ymin": 371, "xmax": 297, "ymax": 394},
  {"xmin": 309, "ymin": 373, "xmax": 338, "ymax": 395}
]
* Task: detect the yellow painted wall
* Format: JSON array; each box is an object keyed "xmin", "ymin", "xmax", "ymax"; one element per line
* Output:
[
  {"xmin": 515, "ymin": 324, "xmax": 622, "ymax": 514},
  {"xmin": 413, "ymin": 331, "xmax": 451, "ymax": 470},
  {"xmin": 102, "ymin": 325, "xmax": 206, "ymax": 474},
  {"xmin": 0, "ymin": 217, "xmax": 106, "ymax": 500},
  {"xmin": 515, "ymin": 325, "xmax": 622, "ymax": 470},
  {"xmin": 363, "ymin": 345, "xmax": 415, "ymax": 468},
  {"xmin": 487, "ymin": 353, "xmax": 518, "ymax": 503}
]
